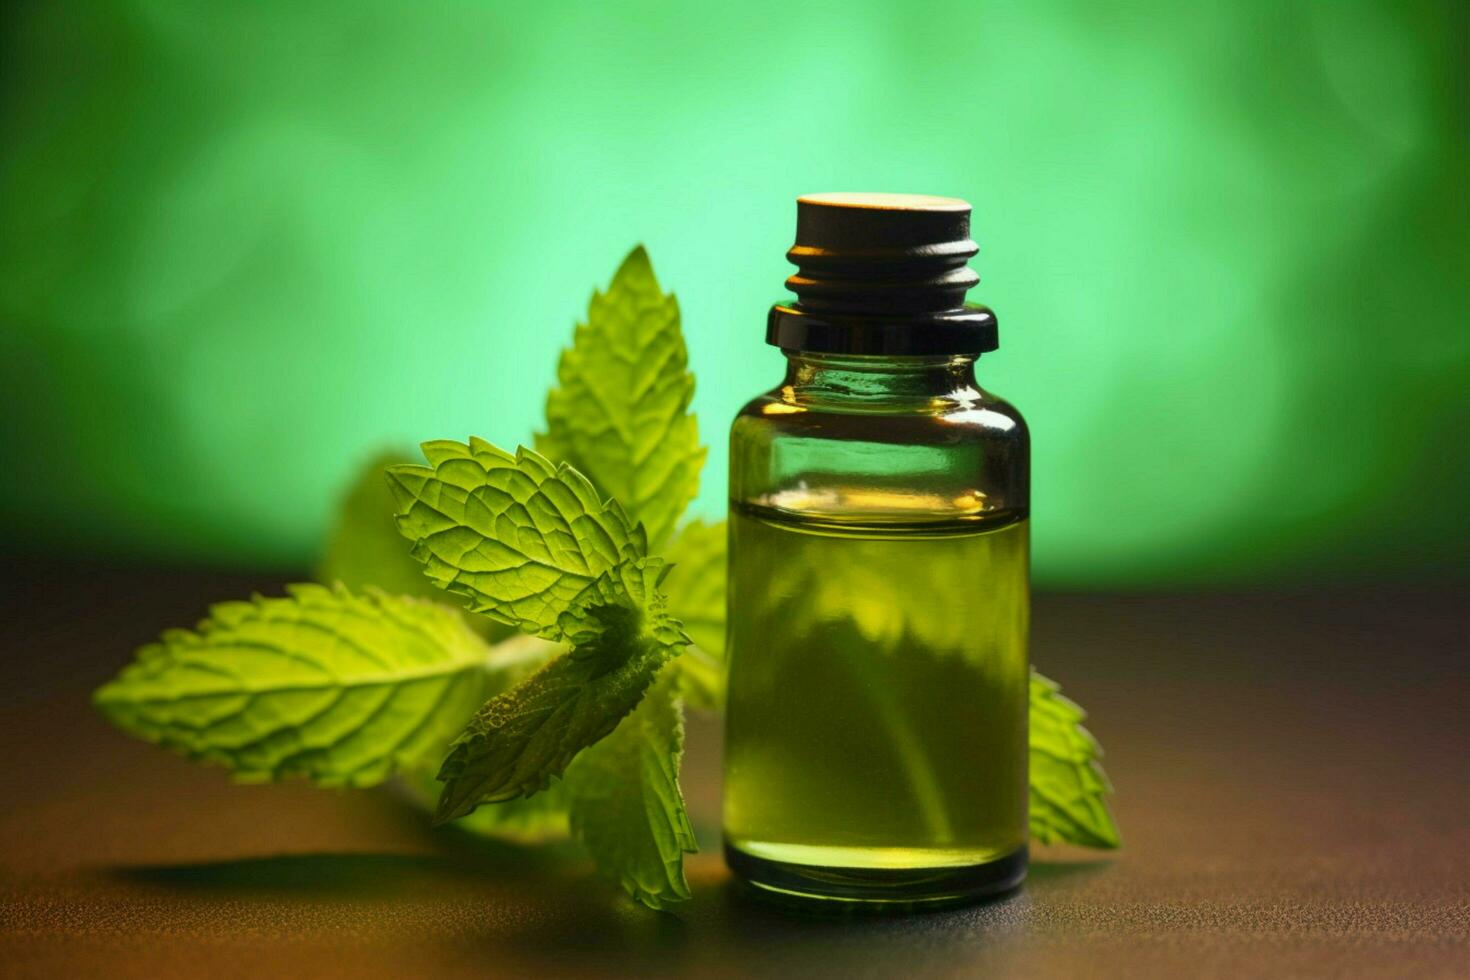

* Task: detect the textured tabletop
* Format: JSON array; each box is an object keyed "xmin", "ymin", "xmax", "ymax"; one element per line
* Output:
[{"xmin": 2, "ymin": 562, "xmax": 1467, "ymax": 978}]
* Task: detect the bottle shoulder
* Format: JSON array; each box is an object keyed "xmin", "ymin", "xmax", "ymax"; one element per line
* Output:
[
  {"xmin": 730, "ymin": 380, "xmax": 1029, "ymax": 519},
  {"xmin": 732, "ymin": 384, "xmax": 1028, "ymax": 448}
]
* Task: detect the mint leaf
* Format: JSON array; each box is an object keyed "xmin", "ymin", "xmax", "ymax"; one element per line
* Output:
[
  {"xmin": 93, "ymin": 584, "xmax": 491, "ymax": 787},
  {"xmin": 1029, "ymin": 670, "xmax": 1121, "ymax": 849},
  {"xmin": 388, "ymin": 440, "xmax": 646, "ymax": 640},
  {"xmin": 565, "ymin": 666, "xmax": 696, "ymax": 909},
  {"xmin": 537, "ymin": 246, "xmax": 705, "ymax": 551},
  {"xmin": 434, "ymin": 559, "xmax": 690, "ymax": 823},
  {"xmin": 662, "ymin": 518, "xmax": 726, "ymax": 709}
]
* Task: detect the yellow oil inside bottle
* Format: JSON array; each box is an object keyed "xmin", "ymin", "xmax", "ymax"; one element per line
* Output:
[{"xmin": 723, "ymin": 501, "xmax": 1029, "ymax": 898}]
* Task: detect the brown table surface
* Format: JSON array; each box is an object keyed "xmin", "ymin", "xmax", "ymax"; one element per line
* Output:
[{"xmin": 1, "ymin": 560, "xmax": 1467, "ymax": 978}]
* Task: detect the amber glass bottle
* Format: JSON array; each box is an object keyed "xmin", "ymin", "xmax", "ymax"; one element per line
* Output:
[{"xmin": 723, "ymin": 193, "xmax": 1030, "ymax": 908}]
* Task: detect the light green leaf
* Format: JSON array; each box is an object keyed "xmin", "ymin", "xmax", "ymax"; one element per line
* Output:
[
  {"xmin": 93, "ymin": 584, "xmax": 491, "ymax": 787},
  {"xmin": 662, "ymin": 518, "xmax": 726, "ymax": 709},
  {"xmin": 1029, "ymin": 670, "xmax": 1121, "ymax": 849},
  {"xmin": 537, "ymin": 246, "xmax": 705, "ymax": 551},
  {"xmin": 566, "ymin": 666, "xmax": 696, "ymax": 910},
  {"xmin": 434, "ymin": 559, "xmax": 689, "ymax": 823},
  {"xmin": 388, "ymin": 439, "xmax": 647, "ymax": 640}
]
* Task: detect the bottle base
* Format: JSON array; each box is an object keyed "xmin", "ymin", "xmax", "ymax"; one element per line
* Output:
[{"xmin": 724, "ymin": 841, "xmax": 1027, "ymax": 913}]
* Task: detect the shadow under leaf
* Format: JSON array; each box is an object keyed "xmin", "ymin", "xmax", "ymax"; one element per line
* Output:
[{"xmin": 104, "ymin": 828, "xmax": 582, "ymax": 900}]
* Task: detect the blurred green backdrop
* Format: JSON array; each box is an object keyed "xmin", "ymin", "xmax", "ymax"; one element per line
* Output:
[{"xmin": 2, "ymin": 1, "xmax": 1466, "ymax": 587}]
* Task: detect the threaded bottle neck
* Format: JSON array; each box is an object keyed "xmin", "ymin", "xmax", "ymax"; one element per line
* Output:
[
  {"xmin": 768, "ymin": 192, "xmax": 997, "ymax": 356},
  {"xmin": 786, "ymin": 193, "xmax": 979, "ymax": 315}
]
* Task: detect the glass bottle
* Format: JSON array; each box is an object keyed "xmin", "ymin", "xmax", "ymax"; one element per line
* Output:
[{"xmin": 723, "ymin": 193, "xmax": 1029, "ymax": 909}]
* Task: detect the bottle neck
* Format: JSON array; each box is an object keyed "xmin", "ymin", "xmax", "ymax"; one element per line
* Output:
[{"xmin": 779, "ymin": 352, "xmax": 981, "ymax": 409}]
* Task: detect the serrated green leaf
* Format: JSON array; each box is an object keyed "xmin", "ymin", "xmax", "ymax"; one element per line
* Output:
[
  {"xmin": 388, "ymin": 439, "xmax": 647, "ymax": 640},
  {"xmin": 565, "ymin": 666, "xmax": 696, "ymax": 910},
  {"xmin": 434, "ymin": 559, "xmax": 689, "ymax": 823},
  {"xmin": 1029, "ymin": 670, "xmax": 1121, "ymax": 849},
  {"xmin": 536, "ymin": 246, "xmax": 705, "ymax": 551},
  {"xmin": 93, "ymin": 584, "xmax": 491, "ymax": 787},
  {"xmin": 662, "ymin": 518, "xmax": 726, "ymax": 709}
]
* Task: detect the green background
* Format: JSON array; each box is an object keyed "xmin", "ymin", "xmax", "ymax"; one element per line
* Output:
[{"xmin": 2, "ymin": 1, "xmax": 1466, "ymax": 587}]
